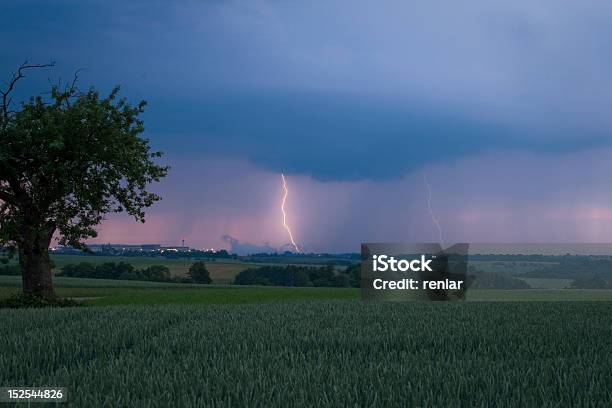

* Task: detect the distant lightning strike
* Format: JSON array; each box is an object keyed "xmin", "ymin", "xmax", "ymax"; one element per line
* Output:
[
  {"xmin": 423, "ymin": 172, "xmax": 443, "ymax": 244},
  {"xmin": 281, "ymin": 173, "xmax": 300, "ymax": 253}
]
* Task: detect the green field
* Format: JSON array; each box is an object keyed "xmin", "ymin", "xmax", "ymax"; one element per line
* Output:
[
  {"xmin": 2, "ymin": 274, "xmax": 612, "ymax": 406},
  {"xmin": 1, "ymin": 301, "xmax": 611, "ymax": 406},
  {"xmin": 0, "ymin": 276, "xmax": 359, "ymax": 306},
  {"xmin": 519, "ymin": 277, "xmax": 574, "ymax": 289},
  {"xmin": 3, "ymin": 275, "xmax": 612, "ymax": 305}
]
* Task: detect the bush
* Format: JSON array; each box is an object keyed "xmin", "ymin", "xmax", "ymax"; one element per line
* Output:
[
  {"xmin": 333, "ymin": 273, "xmax": 351, "ymax": 287},
  {"xmin": 59, "ymin": 262, "xmax": 173, "ymax": 283},
  {"xmin": 141, "ymin": 265, "xmax": 171, "ymax": 282},
  {"xmin": 188, "ymin": 262, "xmax": 212, "ymax": 284},
  {"xmin": 294, "ymin": 270, "xmax": 310, "ymax": 286},
  {"xmin": 171, "ymin": 276, "xmax": 195, "ymax": 284},
  {"xmin": 119, "ymin": 270, "xmax": 147, "ymax": 281},
  {"xmin": 62, "ymin": 262, "xmax": 96, "ymax": 278},
  {"xmin": 344, "ymin": 263, "xmax": 361, "ymax": 287},
  {"xmin": 233, "ymin": 264, "xmax": 359, "ymax": 287},
  {"xmin": 0, "ymin": 294, "xmax": 80, "ymax": 309}
]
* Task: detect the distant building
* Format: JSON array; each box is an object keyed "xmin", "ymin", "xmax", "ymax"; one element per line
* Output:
[
  {"xmin": 51, "ymin": 243, "xmax": 194, "ymax": 254},
  {"xmin": 140, "ymin": 244, "xmax": 162, "ymax": 251},
  {"xmin": 85, "ymin": 244, "xmax": 164, "ymax": 253},
  {"xmin": 50, "ymin": 245, "xmax": 83, "ymax": 254},
  {"xmin": 160, "ymin": 246, "xmax": 190, "ymax": 252}
]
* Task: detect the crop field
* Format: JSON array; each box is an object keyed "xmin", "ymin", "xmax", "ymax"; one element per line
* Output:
[
  {"xmin": 1, "ymin": 301, "xmax": 611, "ymax": 406},
  {"xmin": 0, "ymin": 276, "xmax": 359, "ymax": 305},
  {"xmin": 519, "ymin": 277, "xmax": 574, "ymax": 289},
  {"xmin": 3, "ymin": 276, "xmax": 612, "ymax": 305}
]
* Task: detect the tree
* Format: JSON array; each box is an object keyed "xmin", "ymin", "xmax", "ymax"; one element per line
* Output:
[
  {"xmin": 0, "ymin": 62, "xmax": 168, "ymax": 298},
  {"xmin": 142, "ymin": 265, "xmax": 171, "ymax": 282},
  {"xmin": 188, "ymin": 261, "xmax": 212, "ymax": 284},
  {"xmin": 61, "ymin": 262, "xmax": 96, "ymax": 278},
  {"xmin": 294, "ymin": 269, "xmax": 310, "ymax": 286}
]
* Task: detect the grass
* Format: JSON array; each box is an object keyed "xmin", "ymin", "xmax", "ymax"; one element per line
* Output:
[
  {"xmin": 0, "ymin": 275, "xmax": 359, "ymax": 305},
  {"xmin": 3, "ymin": 275, "xmax": 612, "ymax": 306},
  {"xmin": 86, "ymin": 287, "xmax": 358, "ymax": 306},
  {"xmin": 2, "ymin": 273, "xmax": 612, "ymax": 405},
  {"xmin": 519, "ymin": 277, "xmax": 574, "ymax": 289},
  {"xmin": 0, "ymin": 275, "xmax": 198, "ymax": 288},
  {"xmin": 464, "ymin": 288, "xmax": 612, "ymax": 301},
  {"xmin": 1, "ymin": 301, "xmax": 611, "ymax": 406},
  {"xmin": 0, "ymin": 286, "xmax": 359, "ymax": 306}
]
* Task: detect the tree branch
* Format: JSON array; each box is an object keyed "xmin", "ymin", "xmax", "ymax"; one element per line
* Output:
[
  {"xmin": 69, "ymin": 68, "xmax": 83, "ymax": 94},
  {"xmin": 1, "ymin": 61, "xmax": 55, "ymax": 129},
  {"xmin": 60, "ymin": 68, "xmax": 83, "ymax": 107}
]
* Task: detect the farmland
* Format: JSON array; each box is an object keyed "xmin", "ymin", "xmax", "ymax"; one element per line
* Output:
[
  {"xmin": 39, "ymin": 254, "xmax": 342, "ymax": 284},
  {"xmin": 41, "ymin": 254, "xmax": 257, "ymax": 284},
  {"xmin": 1, "ymin": 301, "xmax": 611, "ymax": 406},
  {"xmin": 0, "ymin": 276, "xmax": 357, "ymax": 305},
  {"xmin": 2, "ymin": 263, "xmax": 612, "ymax": 406},
  {"xmin": 3, "ymin": 275, "xmax": 612, "ymax": 305}
]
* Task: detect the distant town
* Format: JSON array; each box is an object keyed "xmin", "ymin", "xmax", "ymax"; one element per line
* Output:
[
  {"xmin": 53, "ymin": 243, "xmax": 192, "ymax": 254},
  {"xmin": 51, "ymin": 243, "xmax": 233, "ymax": 258},
  {"xmin": 49, "ymin": 243, "xmax": 361, "ymax": 265}
]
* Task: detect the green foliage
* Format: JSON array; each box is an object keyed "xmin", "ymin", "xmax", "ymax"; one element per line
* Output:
[
  {"xmin": 141, "ymin": 265, "xmax": 171, "ymax": 281},
  {"xmin": 60, "ymin": 262, "xmax": 182, "ymax": 283},
  {"xmin": 0, "ymin": 293, "xmax": 79, "ymax": 308},
  {"xmin": 0, "ymin": 302, "xmax": 611, "ymax": 405},
  {"xmin": 343, "ymin": 263, "xmax": 361, "ymax": 287},
  {"xmin": 0, "ymin": 64, "xmax": 167, "ymax": 297},
  {"xmin": 233, "ymin": 264, "xmax": 359, "ymax": 287},
  {"xmin": 188, "ymin": 261, "xmax": 212, "ymax": 284},
  {"xmin": 0, "ymin": 69, "xmax": 168, "ymax": 250}
]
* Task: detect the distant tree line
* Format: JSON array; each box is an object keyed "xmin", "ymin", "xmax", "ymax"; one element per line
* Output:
[
  {"xmin": 59, "ymin": 261, "xmax": 211, "ymax": 284},
  {"xmin": 243, "ymin": 252, "xmax": 358, "ymax": 266},
  {"xmin": 233, "ymin": 264, "xmax": 360, "ymax": 287},
  {"xmin": 525, "ymin": 257, "xmax": 612, "ymax": 280}
]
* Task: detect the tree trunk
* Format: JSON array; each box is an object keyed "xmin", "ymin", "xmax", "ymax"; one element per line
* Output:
[{"xmin": 19, "ymin": 227, "xmax": 55, "ymax": 298}]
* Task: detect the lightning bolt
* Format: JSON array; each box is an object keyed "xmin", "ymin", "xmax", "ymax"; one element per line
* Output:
[
  {"xmin": 281, "ymin": 173, "xmax": 300, "ymax": 253},
  {"xmin": 423, "ymin": 172, "xmax": 443, "ymax": 244}
]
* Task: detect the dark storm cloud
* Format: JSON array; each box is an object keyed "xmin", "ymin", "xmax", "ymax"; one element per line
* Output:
[
  {"xmin": 2, "ymin": 0, "xmax": 612, "ymax": 180},
  {"xmin": 145, "ymin": 90, "xmax": 611, "ymax": 180}
]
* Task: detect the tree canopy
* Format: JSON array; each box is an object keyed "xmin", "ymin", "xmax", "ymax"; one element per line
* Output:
[{"xmin": 0, "ymin": 62, "xmax": 168, "ymax": 297}]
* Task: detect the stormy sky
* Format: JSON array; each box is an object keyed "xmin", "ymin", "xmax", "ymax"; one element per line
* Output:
[{"xmin": 3, "ymin": 0, "xmax": 612, "ymax": 252}]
